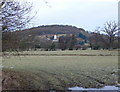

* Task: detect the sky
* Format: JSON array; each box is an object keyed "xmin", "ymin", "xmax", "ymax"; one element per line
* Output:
[{"xmin": 21, "ymin": 0, "xmax": 118, "ymax": 31}]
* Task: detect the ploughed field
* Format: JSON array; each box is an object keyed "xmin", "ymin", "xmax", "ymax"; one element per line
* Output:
[{"xmin": 2, "ymin": 50, "xmax": 119, "ymax": 90}]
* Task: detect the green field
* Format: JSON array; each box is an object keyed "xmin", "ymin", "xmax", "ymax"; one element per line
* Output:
[{"xmin": 2, "ymin": 50, "xmax": 119, "ymax": 90}]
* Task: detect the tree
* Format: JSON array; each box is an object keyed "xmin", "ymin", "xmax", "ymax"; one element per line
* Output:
[
  {"xmin": 0, "ymin": 0, "xmax": 6, "ymax": 52},
  {"xmin": 59, "ymin": 36, "xmax": 67, "ymax": 50},
  {"xmin": 1, "ymin": 0, "xmax": 36, "ymax": 51},
  {"xmin": 58, "ymin": 34, "xmax": 77, "ymax": 50},
  {"xmin": 89, "ymin": 27, "xmax": 101, "ymax": 50},
  {"xmin": 2, "ymin": 32, "xmax": 19, "ymax": 51},
  {"xmin": 102, "ymin": 21, "xmax": 118, "ymax": 49},
  {"xmin": 1, "ymin": 0, "xmax": 34, "ymax": 32},
  {"xmin": 0, "ymin": 0, "xmax": 6, "ymax": 8},
  {"xmin": 68, "ymin": 34, "xmax": 77, "ymax": 50}
]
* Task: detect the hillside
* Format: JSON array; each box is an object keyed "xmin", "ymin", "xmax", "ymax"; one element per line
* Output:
[
  {"xmin": 14, "ymin": 25, "xmax": 89, "ymax": 37},
  {"xmin": 3, "ymin": 25, "xmax": 92, "ymax": 51},
  {"xmin": 2, "ymin": 24, "xmax": 119, "ymax": 51}
]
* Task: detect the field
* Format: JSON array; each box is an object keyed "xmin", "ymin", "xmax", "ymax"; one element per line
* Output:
[{"xmin": 2, "ymin": 50, "xmax": 119, "ymax": 90}]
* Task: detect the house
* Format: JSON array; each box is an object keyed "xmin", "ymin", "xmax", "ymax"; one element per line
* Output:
[{"xmin": 53, "ymin": 35, "xmax": 58, "ymax": 42}]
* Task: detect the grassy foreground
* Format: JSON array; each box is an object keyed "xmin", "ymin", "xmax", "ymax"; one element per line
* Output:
[{"xmin": 2, "ymin": 50, "xmax": 119, "ymax": 90}]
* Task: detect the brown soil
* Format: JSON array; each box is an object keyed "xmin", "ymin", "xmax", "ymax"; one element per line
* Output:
[{"xmin": 2, "ymin": 69, "xmax": 35, "ymax": 90}]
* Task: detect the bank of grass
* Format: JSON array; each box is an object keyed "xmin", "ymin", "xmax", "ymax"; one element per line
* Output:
[
  {"xmin": 2, "ymin": 50, "xmax": 118, "ymax": 90},
  {"xmin": 3, "ymin": 50, "xmax": 118, "ymax": 56}
]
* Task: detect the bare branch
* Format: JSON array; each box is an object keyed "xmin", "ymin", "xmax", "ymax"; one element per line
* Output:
[
  {"xmin": 102, "ymin": 21, "xmax": 118, "ymax": 49},
  {"xmin": 1, "ymin": 1, "xmax": 35, "ymax": 32}
]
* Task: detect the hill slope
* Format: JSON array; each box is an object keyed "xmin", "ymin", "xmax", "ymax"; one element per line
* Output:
[{"xmin": 15, "ymin": 25, "xmax": 89, "ymax": 36}]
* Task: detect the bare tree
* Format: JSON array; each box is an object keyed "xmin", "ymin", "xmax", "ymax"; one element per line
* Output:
[
  {"xmin": 93, "ymin": 27, "xmax": 100, "ymax": 47},
  {"xmin": 0, "ymin": 0, "xmax": 6, "ymax": 8},
  {"xmin": 1, "ymin": 0, "xmax": 36, "ymax": 51},
  {"xmin": 1, "ymin": 0, "xmax": 35, "ymax": 32},
  {"xmin": 102, "ymin": 21, "xmax": 118, "ymax": 49},
  {"xmin": 58, "ymin": 34, "xmax": 77, "ymax": 50}
]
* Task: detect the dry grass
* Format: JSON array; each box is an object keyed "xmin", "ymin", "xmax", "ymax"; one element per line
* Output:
[{"xmin": 2, "ymin": 50, "xmax": 118, "ymax": 90}]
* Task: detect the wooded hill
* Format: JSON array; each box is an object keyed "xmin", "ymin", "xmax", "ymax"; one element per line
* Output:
[
  {"xmin": 2, "ymin": 25, "xmax": 119, "ymax": 51},
  {"xmin": 14, "ymin": 25, "xmax": 89, "ymax": 37}
]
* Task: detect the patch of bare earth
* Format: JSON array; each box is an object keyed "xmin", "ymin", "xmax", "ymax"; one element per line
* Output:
[{"xmin": 2, "ymin": 69, "xmax": 36, "ymax": 90}]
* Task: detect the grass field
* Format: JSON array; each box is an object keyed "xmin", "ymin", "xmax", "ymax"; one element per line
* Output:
[{"xmin": 2, "ymin": 50, "xmax": 119, "ymax": 90}]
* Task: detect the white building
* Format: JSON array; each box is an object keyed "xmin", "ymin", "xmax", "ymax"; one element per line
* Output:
[
  {"xmin": 53, "ymin": 35, "xmax": 58, "ymax": 42},
  {"xmin": 54, "ymin": 35, "xmax": 57, "ymax": 40}
]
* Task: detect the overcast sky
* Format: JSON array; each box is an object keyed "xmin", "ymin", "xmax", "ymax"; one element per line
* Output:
[{"xmin": 23, "ymin": 0, "xmax": 118, "ymax": 31}]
